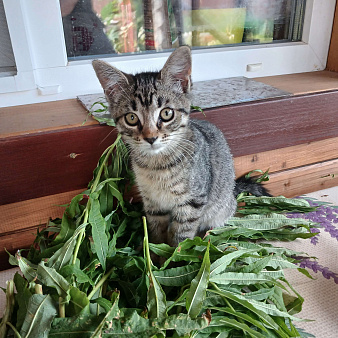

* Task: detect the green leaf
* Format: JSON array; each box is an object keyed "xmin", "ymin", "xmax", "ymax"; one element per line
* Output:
[
  {"xmin": 0, "ymin": 280, "xmax": 15, "ymax": 338},
  {"xmin": 54, "ymin": 212, "xmax": 77, "ymax": 244},
  {"xmin": 67, "ymin": 286, "xmax": 90, "ymax": 316},
  {"xmin": 13, "ymin": 273, "xmax": 34, "ymax": 331},
  {"xmin": 89, "ymin": 197, "xmax": 108, "ymax": 270},
  {"xmin": 156, "ymin": 314, "xmax": 209, "ymax": 336},
  {"xmin": 143, "ymin": 217, "xmax": 167, "ymax": 320},
  {"xmin": 91, "ymin": 297, "xmax": 113, "ymax": 313},
  {"xmin": 16, "ymin": 251, "xmax": 38, "ymax": 282},
  {"xmin": 239, "ymin": 196, "xmax": 316, "ymax": 213},
  {"xmin": 186, "ymin": 241, "xmax": 210, "ymax": 319},
  {"xmin": 210, "ymin": 271, "xmax": 284, "ymax": 285},
  {"xmin": 149, "ymin": 242, "xmax": 175, "ymax": 258},
  {"xmin": 153, "ymin": 264, "xmax": 200, "ymax": 286},
  {"xmin": 37, "ymin": 262, "xmax": 70, "ymax": 300},
  {"xmin": 217, "ymin": 317, "xmax": 266, "ymax": 338},
  {"xmin": 20, "ymin": 294, "xmax": 57, "ymax": 338},
  {"xmin": 59, "ymin": 264, "xmax": 94, "ymax": 285},
  {"xmin": 48, "ymin": 223, "xmax": 87, "ymax": 270},
  {"xmin": 210, "ymin": 249, "xmax": 256, "ymax": 276},
  {"xmin": 228, "ymin": 213, "xmax": 312, "ymax": 230},
  {"xmin": 101, "ymin": 310, "xmax": 161, "ymax": 337},
  {"xmin": 240, "ymin": 255, "xmax": 273, "ymax": 273},
  {"xmin": 208, "ymin": 288, "xmax": 280, "ymax": 331},
  {"xmin": 49, "ymin": 314, "xmax": 103, "ymax": 337},
  {"xmin": 90, "ymin": 290, "xmax": 120, "ymax": 337}
]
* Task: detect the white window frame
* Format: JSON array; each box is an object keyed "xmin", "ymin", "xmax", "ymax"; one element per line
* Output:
[{"xmin": 0, "ymin": 0, "xmax": 336, "ymax": 108}]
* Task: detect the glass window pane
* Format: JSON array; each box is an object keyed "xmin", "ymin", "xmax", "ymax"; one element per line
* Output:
[
  {"xmin": 61, "ymin": 0, "xmax": 306, "ymax": 60},
  {"xmin": 0, "ymin": 0, "xmax": 16, "ymax": 76}
]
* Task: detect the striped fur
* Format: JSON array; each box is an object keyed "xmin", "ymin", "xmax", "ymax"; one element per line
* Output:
[{"xmin": 92, "ymin": 47, "xmax": 237, "ymax": 246}]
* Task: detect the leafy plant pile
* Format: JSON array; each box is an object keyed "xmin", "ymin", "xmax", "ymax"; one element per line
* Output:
[{"xmin": 0, "ymin": 135, "xmax": 319, "ymax": 338}]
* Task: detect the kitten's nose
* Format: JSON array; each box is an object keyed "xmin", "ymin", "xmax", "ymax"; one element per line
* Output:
[{"xmin": 144, "ymin": 137, "xmax": 158, "ymax": 145}]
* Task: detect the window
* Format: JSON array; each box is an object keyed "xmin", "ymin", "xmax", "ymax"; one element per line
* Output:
[
  {"xmin": 0, "ymin": 0, "xmax": 336, "ymax": 107},
  {"xmin": 62, "ymin": 0, "xmax": 306, "ymax": 59},
  {"xmin": 0, "ymin": 0, "xmax": 16, "ymax": 77}
]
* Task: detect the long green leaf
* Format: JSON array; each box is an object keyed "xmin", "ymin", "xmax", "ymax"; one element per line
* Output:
[
  {"xmin": 89, "ymin": 197, "xmax": 108, "ymax": 270},
  {"xmin": 228, "ymin": 213, "xmax": 312, "ymax": 230},
  {"xmin": 37, "ymin": 262, "xmax": 70, "ymax": 300},
  {"xmin": 143, "ymin": 217, "xmax": 167, "ymax": 320},
  {"xmin": 48, "ymin": 223, "xmax": 87, "ymax": 270},
  {"xmin": 186, "ymin": 241, "xmax": 210, "ymax": 319},
  {"xmin": 218, "ymin": 317, "xmax": 266, "ymax": 338},
  {"xmin": 90, "ymin": 291, "xmax": 120, "ymax": 337},
  {"xmin": 20, "ymin": 294, "xmax": 57, "ymax": 338},
  {"xmin": 210, "ymin": 271, "xmax": 284, "ymax": 285},
  {"xmin": 210, "ymin": 249, "xmax": 256, "ymax": 276},
  {"xmin": 153, "ymin": 264, "xmax": 200, "ymax": 286}
]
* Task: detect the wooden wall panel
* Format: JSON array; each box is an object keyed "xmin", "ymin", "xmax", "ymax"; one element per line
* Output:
[
  {"xmin": 192, "ymin": 91, "xmax": 338, "ymax": 157},
  {"xmin": 0, "ymin": 189, "xmax": 84, "ymax": 234},
  {"xmin": 267, "ymin": 158, "xmax": 338, "ymax": 197},
  {"xmin": 234, "ymin": 136, "xmax": 338, "ymax": 177},
  {"xmin": 0, "ymin": 126, "xmax": 117, "ymax": 205}
]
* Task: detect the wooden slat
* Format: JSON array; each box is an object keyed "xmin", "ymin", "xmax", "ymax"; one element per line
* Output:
[
  {"xmin": 0, "ymin": 125, "xmax": 117, "ymax": 205},
  {"xmin": 0, "ymin": 227, "xmax": 39, "ymax": 271},
  {"xmin": 266, "ymin": 159, "xmax": 338, "ymax": 197},
  {"xmin": 0, "ymin": 189, "xmax": 84, "ymax": 234},
  {"xmin": 0, "ymin": 99, "xmax": 97, "ymax": 138},
  {"xmin": 234, "ymin": 136, "xmax": 338, "ymax": 177},
  {"xmin": 2, "ymin": 91, "xmax": 338, "ymax": 206},
  {"xmin": 193, "ymin": 90, "xmax": 338, "ymax": 157}
]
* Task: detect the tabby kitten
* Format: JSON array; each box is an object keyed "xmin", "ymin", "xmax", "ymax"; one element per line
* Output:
[{"xmin": 92, "ymin": 46, "xmax": 263, "ymax": 247}]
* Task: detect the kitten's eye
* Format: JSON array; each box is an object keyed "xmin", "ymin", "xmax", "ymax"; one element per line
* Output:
[
  {"xmin": 125, "ymin": 113, "xmax": 139, "ymax": 126},
  {"xmin": 159, "ymin": 108, "xmax": 174, "ymax": 122}
]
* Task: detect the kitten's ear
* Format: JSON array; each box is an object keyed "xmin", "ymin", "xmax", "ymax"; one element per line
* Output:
[
  {"xmin": 159, "ymin": 46, "xmax": 192, "ymax": 93},
  {"xmin": 92, "ymin": 60, "xmax": 133, "ymax": 100}
]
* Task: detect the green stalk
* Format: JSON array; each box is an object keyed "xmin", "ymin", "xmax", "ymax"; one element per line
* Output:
[
  {"xmin": 88, "ymin": 266, "xmax": 115, "ymax": 300},
  {"xmin": 71, "ymin": 135, "xmax": 121, "ymax": 266},
  {"xmin": 59, "ymin": 297, "xmax": 65, "ymax": 318},
  {"xmin": 143, "ymin": 216, "xmax": 152, "ymax": 272},
  {"xmin": 34, "ymin": 283, "xmax": 43, "ymax": 295},
  {"xmin": 5, "ymin": 322, "xmax": 21, "ymax": 338}
]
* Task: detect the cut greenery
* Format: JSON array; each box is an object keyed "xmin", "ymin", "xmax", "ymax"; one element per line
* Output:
[{"xmin": 0, "ymin": 127, "xmax": 319, "ymax": 337}]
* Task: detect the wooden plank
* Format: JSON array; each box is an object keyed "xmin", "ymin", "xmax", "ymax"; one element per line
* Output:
[
  {"xmin": 0, "ymin": 99, "xmax": 98, "ymax": 139},
  {"xmin": 234, "ymin": 136, "xmax": 338, "ymax": 177},
  {"xmin": 0, "ymin": 189, "xmax": 84, "ymax": 234},
  {"xmin": 266, "ymin": 159, "xmax": 338, "ymax": 198},
  {"xmin": 327, "ymin": 1, "xmax": 338, "ymax": 72},
  {"xmin": 0, "ymin": 125, "xmax": 117, "ymax": 205},
  {"xmin": 2, "ymin": 90, "xmax": 338, "ymax": 206},
  {"xmin": 0, "ymin": 226, "xmax": 39, "ymax": 271},
  {"xmin": 255, "ymin": 71, "xmax": 338, "ymax": 95},
  {"xmin": 193, "ymin": 90, "xmax": 338, "ymax": 157}
]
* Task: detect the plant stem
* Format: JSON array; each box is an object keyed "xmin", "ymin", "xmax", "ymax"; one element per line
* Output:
[
  {"xmin": 91, "ymin": 134, "xmax": 121, "ymax": 195},
  {"xmin": 88, "ymin": 266, "xmax": 115, "ymax": 300},
  {"xmin": 6, "ymin": 322, "xmax": 21, "ymax": 338},
  {"xmin": 59, "ymin": 297, "xmax": 65, "ymax": 318},
  {"xmin": 143, "ymin": 216, "xmax": 152, "ymax": 273},
  {"xmin": 34, "ymin": 283, "xmax": 43, "ymax": 295},
  {"xmin": 71, "ymin": 135, "xmax": 122, "ymax": 266},
  {"xmin": 71, "ymin": 208, "xmax": 89, "ymax": 265}
]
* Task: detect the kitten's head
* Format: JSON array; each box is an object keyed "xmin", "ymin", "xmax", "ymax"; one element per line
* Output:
[{"xmin": 92, "ymin": 46, "xmax": 192, "ymax": 156}]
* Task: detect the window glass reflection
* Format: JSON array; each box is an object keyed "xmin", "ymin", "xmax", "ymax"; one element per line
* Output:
[{"xmin": 61, "ymin": 0, "xmax": 305, "ymax": 59}]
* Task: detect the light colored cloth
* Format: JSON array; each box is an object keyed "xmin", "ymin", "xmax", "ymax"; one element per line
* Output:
[{"xmin": 1, "ymin": 187, "xmax": 338, "ymax": 337}]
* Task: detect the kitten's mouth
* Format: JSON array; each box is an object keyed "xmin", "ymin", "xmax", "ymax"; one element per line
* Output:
[{"xmin": 146, "ymin": 142, "xmax": 164, "ymax": 154}]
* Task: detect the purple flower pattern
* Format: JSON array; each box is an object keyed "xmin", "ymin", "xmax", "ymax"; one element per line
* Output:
[{"xmin": 289, "ymin": 198, "xmax": 338, "ymax": 284}]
